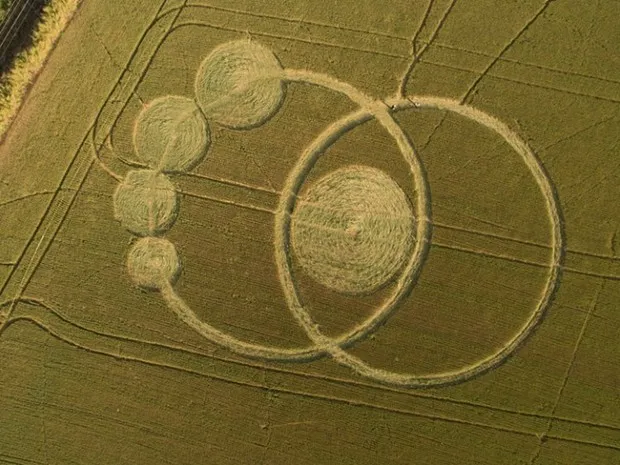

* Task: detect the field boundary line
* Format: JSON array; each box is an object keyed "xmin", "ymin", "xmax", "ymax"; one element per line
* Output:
[
  {"xmin": 4, "ymin": 295, "xmax": 620, "ymax": 437},
  {"xmin": 2, "ymin": 298, "xmax": 619, "ymax": 451},
  {"xmin": 172, "ymin": 3, "xmax": 620, "ymax": 103},
  {"xmin": 0, "ymin": 0, "xmax": 171, "ymax": 326}
]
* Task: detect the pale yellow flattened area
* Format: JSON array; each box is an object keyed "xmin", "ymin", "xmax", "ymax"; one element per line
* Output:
[{"xmin": 0, "ymin": 0, "xmax": 619, "ymax": 464}]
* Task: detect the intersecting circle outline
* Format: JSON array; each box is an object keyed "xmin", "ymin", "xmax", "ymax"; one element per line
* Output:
[
  {"xmin": 273, "ymin": 70, "xmax": 565, "ymax": 387},
  {"xmin": 158, "ymin": 68, "xmax": 433, "ymax": 365},
  {"xmin": 132, "ymin": 44, "xmax": 564, "ymax": 387},
  {"xmin": 161, "ymin": 67, "xmax": 564, "ymax": 386}
]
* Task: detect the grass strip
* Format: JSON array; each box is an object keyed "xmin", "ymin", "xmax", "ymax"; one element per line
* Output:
[{"xmin": 0, "ymin": 0, "xmax": 81, "ymax": 139}]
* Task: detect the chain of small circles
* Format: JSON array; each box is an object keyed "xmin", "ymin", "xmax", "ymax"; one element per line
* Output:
[{"xmin": 112, "ymin": 40, "xmax": 286, "ymax": 291}]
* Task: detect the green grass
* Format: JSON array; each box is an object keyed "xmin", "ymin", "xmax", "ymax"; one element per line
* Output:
[{"xmin": 0, "ymin": 0, "xmax": 81, "ymax": 139}]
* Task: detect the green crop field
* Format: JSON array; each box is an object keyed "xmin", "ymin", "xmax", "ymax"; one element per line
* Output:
[{"xmin": 0, "ymin": 0, "xmax": 618, "ymax": 463}]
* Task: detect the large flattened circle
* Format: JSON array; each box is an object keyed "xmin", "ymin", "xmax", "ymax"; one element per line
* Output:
[
  {"xmin": 194, "ymin": 40, "xmax": 285, "ymax": 129},
  {"xmin": 157, "ymin": 70, "xmax": 433, "ymax": 366},
  {"xmin": 291, "ymin": 165, "xmax": 415, "ymax": 294}
]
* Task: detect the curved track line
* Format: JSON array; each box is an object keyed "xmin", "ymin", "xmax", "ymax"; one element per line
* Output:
[
  {"xmin": 1, "ymin": 311, "xmax": 618, "ymax": 452},
  {"xmin": 4, "ymin": 297, "xmax": 619, "ymax": 436}
]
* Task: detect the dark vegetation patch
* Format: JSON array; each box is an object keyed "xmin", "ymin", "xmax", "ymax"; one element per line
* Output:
[{"xmin": 0, "ymin": 0, "xmax": 49, "ymax": 74}]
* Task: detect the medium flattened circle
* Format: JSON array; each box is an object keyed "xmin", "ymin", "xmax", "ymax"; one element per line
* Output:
[
  {"xmin": 113, "ymin": 169, "xmax": 179, "ymax": 236},
  {"xmin": 134, "ymin": 96, "xmax": 210, "ymax": 173}
]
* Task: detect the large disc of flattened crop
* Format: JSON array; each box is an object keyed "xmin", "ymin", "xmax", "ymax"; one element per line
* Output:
[
  {"xmin": 291, "ymin": 166, "xmax": 415, "ymax": 294},
  {"xmin": 134, "ymin": 96, "xmax": 210, "ymax": 173},
  {"xmin": 194, "ymin": 40, "xmax": 285, "ymax": 129}
]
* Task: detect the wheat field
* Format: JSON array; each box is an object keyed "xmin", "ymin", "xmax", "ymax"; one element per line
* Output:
[{"xmin": 0, "ymin": 0, "xmax": 618, "ymax": 463}]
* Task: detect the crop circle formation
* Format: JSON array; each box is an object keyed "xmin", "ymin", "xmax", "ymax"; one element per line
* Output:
[
  {"xmin": 127, "ymin": 236, "xmax": 181, "ymax": 290},
  {"xmin": 291, "ymin": 165, "xmax": 415, "ymax": 294},
  {"xmin": 133, "ymin": 96, "xmax": 210, "ymax": 173},
  {"xmin": 194, "ymin": 40, "xmax": 286, "ymax": 129},
  {"xmin": 113, "ymin": 169, "xmax": 179, "ymax": 236},
  {"xmin": 111, "ymin": 39, "xmax": 564, "ymax": 388}
]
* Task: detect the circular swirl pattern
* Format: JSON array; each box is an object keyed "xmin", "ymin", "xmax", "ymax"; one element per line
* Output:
[
  {"xmin": 127, "ymin": 237, "xmax": 180, "ymax": 290},
  {"xmin": 133, "ymin": 96, "xmax": 210, "ymax": 173},
  {"xmin": 275, "ymin": 92, "xmax": 564, "ymax": 387},
  {"xmin": 194, "ymin": 39, "xmax": 286, "ymax": 129},
  {"xmin": 113, "ymin": 169, "xmax": 179, "ymax": 236},
  {"xmin": 291, "ymin": 165, "xmax": 415, "ymax": 294}
]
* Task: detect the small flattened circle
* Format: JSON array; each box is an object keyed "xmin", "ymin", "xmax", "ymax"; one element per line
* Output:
[
  {"xmin": 134, "ymin": 96, "xmax": 210, "ymax": 173},
  {"xmin": 113, "ymin": 169, "xmax": 179, "ymax": 236},
  {"xmin": 194, "ymin": 40, "xmax": 285, "ymax": 129},
  {"xmin": 127, "ymin": 237, "xmax": 180, "ymax": 290},
  {"xmin": 291, "ymin": 165, "xmax": 415, "ymax": 294}
]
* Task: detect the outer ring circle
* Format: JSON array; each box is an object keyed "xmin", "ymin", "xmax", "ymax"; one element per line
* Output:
[{"xmin": 274, "ymin": 85, "xmax": 565, "ymax": 387}]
